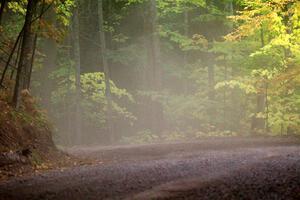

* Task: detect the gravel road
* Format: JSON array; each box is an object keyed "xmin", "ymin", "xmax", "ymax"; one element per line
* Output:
[{"xmin": 0, "ymin": 138, "xmax": 300, "ymax": 200}]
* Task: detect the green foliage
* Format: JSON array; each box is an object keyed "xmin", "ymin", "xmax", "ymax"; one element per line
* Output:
[
  {"xmin": 215, "ymin": 79, "xmax": 256, "ymax": 94},
  {"xmin": 51, "ymin": 71, "xmax": 136, "ymax": 129},
  {"xmin": 3, "ymin": 0, "xmax": 300, "ymax": 145},
  {"xmin": 269, "ymin": 94, "xmax": 300, "ymax": 135},
  {"xmin": 7, "ymin": 1, "xmax": 27, "ymax": 15},
  {"xmin": 55, "ymin": 0, "xmax": 75, "ymax": 26},
  {"xmin": 195, "ymin": 130, "xmax": 238, "ymax": 137},
  {"xmin": 121, "ymin": 129, "xmax": 159, "ymax": 144},
  {"xmin": 219, "ymin": 0, "xmax": 300, "ymax": 134}
]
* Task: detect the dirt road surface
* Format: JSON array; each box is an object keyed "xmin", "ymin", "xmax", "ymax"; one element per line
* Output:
[{"xmin": 0, "ymin": 137, "xmax": 300, "ymax": 200}]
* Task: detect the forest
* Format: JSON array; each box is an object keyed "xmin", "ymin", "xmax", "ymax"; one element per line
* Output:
[
  {"xmin": 1, "ymin": 0, "xmax": 300, "ymax": 199},
  {"xmin": 0, "ymin": 0, "xmax": 299, "ymax": 147}
]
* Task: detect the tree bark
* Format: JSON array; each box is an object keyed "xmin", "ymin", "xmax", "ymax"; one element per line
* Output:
[
  {"xmin": 183, "ymin": 9, "xmax": 189, "ymax": 94},
  {"xmin": 98, "ymin": 0, "xmax": 114, "ymax": 143},
  {"xmin": 0, "ymin": 0, "xmax": 6, "ymax": 25},
  {"xmin": 150, "ymin": 0, "xmax": 161, "ymax": 91},
  {"xmin": 227, "ymin": 0, "xmax": 234, "ymax": 131},
  {"xmin": 10, "ymin": 36, "xmax": 22, "ymax": 80},
  {"xmin": 0, "ymin": 30, "xmax": 23, "ymax": 87},
  {"xmin": 39, "ymin": 5, "xmax": 57, "ymax": 109},
  {"xmin": 27, "ymin": 0, "xmax": 47, "ymax": 89},
  {"xmin": 251, "ymin": 28, "xmax": 266, "ymax": 133},
  {"xmin": 207, "ymin": 52, "xmax": 215, "ymax": 126},
  {"xmin": 265, "ymin": 81, "xmax": 269, "ymax": 132},
  {"xmin": 147, "ymin": 0, "xmax": 163, "ymax": 134},
  {"xmin": 12, "ymin": 0, "xmax": 37, "ymax": 109},
  {"xmin": 72, "ymin": 5, "xmax": 82, "ymax": 144}
]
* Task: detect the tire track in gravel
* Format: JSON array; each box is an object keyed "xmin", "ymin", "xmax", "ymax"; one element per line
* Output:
[
  {"xmin": 0, "ymin": 139, "xmax": 300, "ymax": 200},
  {"xmin": 131, "ymin": 150, "xmax": 300, "ymax": 200}
]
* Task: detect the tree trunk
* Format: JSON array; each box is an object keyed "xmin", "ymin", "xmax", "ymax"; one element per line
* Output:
[
  {"xmin": 0, "ymin": 30, "xmax": 23, "ymax": 87},
  {"xmin": 148, "ymin": 0, "xmax": 163, "ymax": 134},
  {"xmin": 25, "ymin": 0, "xmax": 47, "ymax": 90},
  {"xmin": 207, "ymin": 53, "xmax": 215, "ymax": 126},
  {"xmin": 223, "ymin": 55, "xmax": 228, "ymax": 130},
  {"xmin": 251, "ymin": 28, "xmax": 266, "ymax": 133},
  {"xmin": 0, "ymin": 0, "xmax": 6, "ymax": 25},
  {"xmin": 72, "ymin": 5, "xmax": 82, "ymax": 144},
  {"xmin": 150, "ymin": 0, "xmax": 161, "ymax": 91},
  {"xmin": 282, "ymin": 2, "xmax": 293, "ymax": 136},
  {"xmin": 98, "ymin": 0, "xmax": 114, "ymax": 143},
  {"xmin": 183, "ymin": 9, "xmax": 189, "ymax": 94},
  {"xmin": 12, "ymin": 0, "xmax": 37, "ymax": 109},
  {"xmin": 66, "ymin": 25, "xmax": 74, "ymax": 145},
  {"xmin": 265, "ymin": 81, "xmax": 269, "ymax": 132},
  {"xmin": 39, "ymin": 6, "xmax": 57, "ymax": 109},
  {"xmin": 10, "ymin": 36, "xmax": 22, "ymax": 80},
  {"xmin": 26, "ymin": 33, "xmax": 37, "ymax": 89},
  {"xmin": 228, "ymin": 0, "xmax": 235, "ymax": 131}
]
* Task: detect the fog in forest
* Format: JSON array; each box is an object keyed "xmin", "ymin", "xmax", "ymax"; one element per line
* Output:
[
  {"xmin": 1, "ymin": 0, "xmax": 299, "ymax": 147},
  {"xmin": 2, "ymin": 1, "xmax": 300, "ymax": 199}
]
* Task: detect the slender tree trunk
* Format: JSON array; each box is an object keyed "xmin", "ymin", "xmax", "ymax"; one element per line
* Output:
[
  {"xmin": 265, "ymin": 81, "xmax": 269, "ymax": 132},
  {"xmin": 12, "ymin": 0, "xmax": 37, "ymax": 109},
  {"xmin": 0, "ymin": 0, "xmax": 6, "ymax": 25},
  {"xmin": 149, "ymin": 0, "xmax": 163, "ymax": 134},
  {"xmin": 27, "ymin": 0, "xmax": 47, "ymax": 89},
  {"xmin": 66, "ymin": 26, "xmax": 73, "ymax": 145},
  {"xmin": 207, "ymin": 53, "xmax": 215, "ymax": 126},
  {"xmin": 138, "ymin": 5, "xmax": 150, "ymax": 132},
  {"xmin": 251, "ymin": 28, "xmax": 266, "ymax": 133},
  {"xmin": 98, "ymin": 0, "xmax": 114, "ymax": 143},
  {"xmin": 72, "ymin": 5, "xmax": 82, "ymax": 144},
  {"xmin": 39, "ymin": 5, "xmax": 57, "ymax": 109},
  {"xmin": 223, "ymin": 55, "xmax": 228, "ymax": 130},
  {"xmin": 225, "ymin": 0, "xmax": 240, "ymax": 132},
  {"xmin": 183, "ymin": 9, "xmax": 189, "ymax": 94},
  {"xmin": 150, "ymin": 0, "xmax": 161, "ymax": 91},
  {"xmin": 0, "ymin": 30, "xmax": 23, "ymax": 87},
  {"xmin": 260, "ymin": 27, "xmax": 265, "ymax": 47},
  {"xmin": 10, "ymin": 36, "xmax": 22, "ymax": 80},
  {"xmin": 208, "ymin": 68, "xmax": 215, "ymax": 101},
  {"xmin": 145, "ymin": 0, "xmax": 161, "ymax": 90},
  {"xmin": 227, "ymin": 0, "xmax": 233, "ymax": 131},
  {"xmin": 140, "ymin": 0, "xmax": 163, "ymax": 134},
  {"xmin": 106, "ymin": 0, "xmax": 113, "ymax": 50},
  {"xmin": 183, "ymin": 10, "xmax": 189, "ymax": 64},
  {"xmin": 283, "ymin": 2, "xmax": 293, "ymax": 136},
  {"xmin": 21, "ymin": 6, "xmax": 37, "ymax": 91},
  {"xmin": 26, "ymin": 33, "xmax": 37, "ymax": 89},
  {"xmin": 204, "ymin": 0, "xmax": 215, "ymax": 128}
]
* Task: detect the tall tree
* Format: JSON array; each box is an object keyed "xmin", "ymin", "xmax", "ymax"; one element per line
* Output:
[
  {"xmin": 72, "ymin": 4, "xmax": 82, "ymax": 144},
  {"xmin": 251, "ymin": 27, "xmax": 266, "ymax": 133},
  {"xmin": 150, "ymin": 0, "xmax": 161, "ymax": 91},
  {"xmin": 0, "ymin": 0, "xmax": 6, "ymax": 25},
  {"xmin": 147, "ymin": 0, "xmax": 163, "ymax": 134},
  {"xmin": 12, "ymin": 0, "xmax": 38, "ymax": 109},
  {"xmin": 207, "ymin": 53, "xmax": 215, "ymax": 125},
  {"xmin": 227, "ymin": 0, "xmax": 234, "ymax": 131},
  {"xmin": 39, "ymin": 6, "xmax": 57, "ymax": 109},
  {"xmin": 98, "ymin": 0, "xmax": 114, "ymax": 143},
  {"xmin": 205, "ymin": 0, "xmax": 216, "ymax": 126},
  {"xmin": 183, "ymin": 7, "xmax": 189, "ymax": 94}
]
